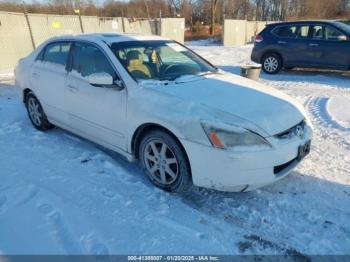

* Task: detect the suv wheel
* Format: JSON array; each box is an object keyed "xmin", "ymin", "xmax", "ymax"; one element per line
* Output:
[
  {"xmin": 262, "ymin": 53, "xmax": 282, "ymax": 74},
  {"xmin": 139, "ymin": 130, "xmax": 192, "ymax": 193}
]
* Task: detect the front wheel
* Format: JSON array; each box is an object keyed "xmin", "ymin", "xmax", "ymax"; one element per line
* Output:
[
  {"xmin": 262, "ymin": 53, "xmax": 282, "ymax": 74},
  {"xmin": 139, "ymin": 130, "xmax": 192, "ymax": 193},
  {"xmin": 25, "ymin": 93, "xmax": 54, "ymax": 131}
]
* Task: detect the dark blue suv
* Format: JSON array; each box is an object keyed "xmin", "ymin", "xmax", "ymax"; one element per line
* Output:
[{"xmin": 251, "ymin": 20, "xmax": 350, "ymax": 74}]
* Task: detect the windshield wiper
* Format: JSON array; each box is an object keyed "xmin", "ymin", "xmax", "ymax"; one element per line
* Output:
[
  {"xmin": 159, "ymin": 75, "xmax": 189, "ymax": 82},
  {"xmin": 161, "ymin": 72, "xmax": 216, "ymax": 82}
]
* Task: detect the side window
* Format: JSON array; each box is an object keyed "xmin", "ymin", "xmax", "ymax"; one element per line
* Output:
[
  {"xmin": 42, "ymin": 42, "xmax": 71, "ymax": 66},
  {"xmin": 296, "ymin": 25, "xmax": 309, "ymax": 38},
  {"xmin": 310, "ymin": 25, "xmax": 324, "ymax": 40},
  {"xmin": 273, "ymin": 26, "xmax": 297, "ymax": 38},
  {"xmin": 325, "ymin": 26, "xmax": 343, "ymax": 41},
  {"xmin": 71, "ymin": 42, "xmax": 117, "ymax": 80}
]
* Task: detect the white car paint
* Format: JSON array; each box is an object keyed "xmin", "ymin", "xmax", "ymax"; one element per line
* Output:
[{"xmin": 15, "ymin": 33, "xmax": 312, "ymax": 192}]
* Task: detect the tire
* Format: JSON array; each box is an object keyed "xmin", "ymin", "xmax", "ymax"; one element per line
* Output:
[
  {"xmin": 262, "ymin": 53, "xmax": 282, "ymax": 74},
  {"xmin": 139, "ymin": 130, "xmax": 192, "ymax": 193},
  {"xmin": 25, "ymin": 92, "xmax": 54, "ymax": 131}
]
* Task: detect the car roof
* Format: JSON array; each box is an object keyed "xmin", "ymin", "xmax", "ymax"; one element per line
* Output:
[
  {"xmin": 267, "ymin": 20, "xmax": 342, "ymax": 27},
  {"xmin": 47, "ymin": 33, "xmax": 170, "ymax": 45}
]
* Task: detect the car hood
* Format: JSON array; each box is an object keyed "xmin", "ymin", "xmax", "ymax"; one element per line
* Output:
[{"xmin": 142, "ymin": 73, "xmax": 306, "ymax": 136}]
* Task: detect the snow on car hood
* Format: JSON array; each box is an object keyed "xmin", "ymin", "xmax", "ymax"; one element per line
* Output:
[{"xmin": 143, "ymin": 72, "xmax": 306, "ymax": 136}]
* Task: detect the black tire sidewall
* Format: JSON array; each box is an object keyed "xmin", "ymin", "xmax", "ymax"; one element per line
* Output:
[
  {"xmin": 139, "ymin": 130, "xmax": 192, "ymax": 193},
  {"xmin": 262, "ymin": 53, "xmax": 282, "ymax": 74}
]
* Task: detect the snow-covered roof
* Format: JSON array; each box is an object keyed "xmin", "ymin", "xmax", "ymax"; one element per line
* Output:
[{"xmin": 49, "ymin": 33, "xmax": 170, "ymax": 45}]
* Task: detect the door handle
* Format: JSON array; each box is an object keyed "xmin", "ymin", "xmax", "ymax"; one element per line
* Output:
[
  {"xmin": 278, "ymin": 41, "xmax": 287, "ymax": 44},
  {"xmin": 309, "ymin": 43, "xmax": 319, "ymax": 47},
  {"xmin": 31, "ymin": 72, "xmax": 40, "ymax": 79}
]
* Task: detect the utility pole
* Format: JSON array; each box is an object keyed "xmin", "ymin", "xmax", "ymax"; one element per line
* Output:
[
  {"xmin": 121, "ymin": 9, "xmax": 126, "ymax": 33},
  {"xmin": 75, "ymin": 1, "xmax": 84, "ymax": 34},
  {"xmin": 22, "ymin": 1, "xmax": 36, "ymax": 49},
  {"xmin": 78, "ymin": 11, "xmax": 84, "ymax": 33},
  {"xmin": 157, "ymin": 9, "xmax": 162, "ymax": 36}
]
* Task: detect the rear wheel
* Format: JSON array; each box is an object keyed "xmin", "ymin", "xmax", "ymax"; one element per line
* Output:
[
  {"xmin": 262, "ymin": 53, "xmax": 282, "ymax": 74},
  {"xmin": 139, "ymin": 130, "xmax": 192, "ymax": 193},
  {"xmin": 25, "ymin": 93, "xmax": 54, "ymax": 131}
]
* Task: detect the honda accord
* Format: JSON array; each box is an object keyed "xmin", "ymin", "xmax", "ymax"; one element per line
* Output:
[{"xmin": 15, "ymin": 33, "xmax": 312, "ymax": 192}]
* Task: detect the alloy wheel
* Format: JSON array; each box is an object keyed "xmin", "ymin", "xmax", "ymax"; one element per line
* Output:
[
  {"xmin": 264, "ymin": 56, "xmax": 279, "ymax": 73},
  {"xmin": 27, "ymin": 97, "xmax": 43, "ymax": 127},
  {"xmin": 143, "ymin": 139, "xmax": 179, "ymax": 185}
]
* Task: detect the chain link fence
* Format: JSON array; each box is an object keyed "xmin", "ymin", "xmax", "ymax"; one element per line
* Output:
[{"xmin": 0, "ymin": 11, "xmax": 184, "ymax": 74}]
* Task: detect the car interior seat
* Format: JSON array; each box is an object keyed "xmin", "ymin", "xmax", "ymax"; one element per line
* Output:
[{"xmin": 126, "ymin": 50, "xmax": 153, "ymax": 79}]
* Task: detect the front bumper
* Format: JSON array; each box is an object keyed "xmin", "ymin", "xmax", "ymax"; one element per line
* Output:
[{"xmin": 180, "ymin": 127, "xmax": 312, "ymax": 192}]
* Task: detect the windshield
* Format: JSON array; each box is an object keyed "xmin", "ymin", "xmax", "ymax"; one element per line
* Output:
[{"xmin": 110, "ymin": 40, "xmax": 217, "ymax": 81}]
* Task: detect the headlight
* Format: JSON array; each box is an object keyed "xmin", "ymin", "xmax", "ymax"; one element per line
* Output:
[{"xmin": 201, "ymin": 122, "xmax": 271, "ymax": 150}]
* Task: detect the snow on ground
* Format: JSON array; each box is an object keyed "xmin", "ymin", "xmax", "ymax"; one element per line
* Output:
[
  {"xmin": 1, "ymin": 45, "xmax": 350, "ymax": 256},
  {"xmin": 185, "ymin": 38, "xmax": 221, "ymax": 46},
  {"xmin": 0, "ymin": 70, "xmax": 14, "ymax": 84},
  {"xmin": 327, "ymin": 96, "xmax": 350, "ymax": 129}
]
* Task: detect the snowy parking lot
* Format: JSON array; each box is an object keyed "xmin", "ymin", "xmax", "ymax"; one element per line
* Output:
[{"xmin": 0, "ymin": 44, "xmax": 350, "ymax": 256}]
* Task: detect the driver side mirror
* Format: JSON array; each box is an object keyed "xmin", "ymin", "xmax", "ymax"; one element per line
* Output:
[
  {"xmin": 338, "ymin": 35, "xmax": 348, "ymax": 42},
  {"xmin": 88, "ymin": 72, "xmax": 113, "ymax": 86},
  {"xmin": 87, "ymin": 72, "xmax": 124, "ymax": 90}
]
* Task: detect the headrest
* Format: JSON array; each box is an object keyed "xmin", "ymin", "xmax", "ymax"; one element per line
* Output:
[{"xmin": 127, "ymin": 50, "xmax": 143, "ymax": 67}]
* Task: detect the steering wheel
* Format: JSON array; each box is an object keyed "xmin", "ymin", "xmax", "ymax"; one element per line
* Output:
[{"xmin": 162, "ymin": 64, "xmax": 180, "ymax": 76}]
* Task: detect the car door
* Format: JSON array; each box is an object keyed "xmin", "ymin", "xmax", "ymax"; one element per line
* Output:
[
  {"xmin": 65, "ymin": 41, "xmax": 127, "ymax": 150},
  {"xmin": 30, "ymin": 41, "xmax": 71, "ymax": 125},
  {"xmin": 304, "ymin": 24, "xmax": 329, "ymax": 67},
  {"xmin": 320, "ymin": 25, "xmax": 350, "ymax": 69},
  {"xmin": 272, "ymin": 24, "xmax": 309, "ymax": 66}
]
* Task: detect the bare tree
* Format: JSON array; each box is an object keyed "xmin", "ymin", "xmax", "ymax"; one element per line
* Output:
[
  {"xmin": 1, "ymin": 0, "xmax": 349, "ymax": 24},
  {"xmin": 210, "ymin": 0, "xmax": 219, "ymax": 35}
]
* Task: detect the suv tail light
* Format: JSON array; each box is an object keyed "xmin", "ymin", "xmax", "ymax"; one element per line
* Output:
[{"xmin": 255, "ymin": 34, "xmax": 263, "ymax": 43}]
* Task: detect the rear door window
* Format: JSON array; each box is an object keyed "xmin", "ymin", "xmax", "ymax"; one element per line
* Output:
[
  {"xmin": 273, "ymin": 25, "xmax": 298, "ymax": 38},
  {"xmin": 310, "ymin": 25, "xmax": 324, "ymax": 40},
  {"xmin": 42, "ymin": 42, "xmax": 71, "ymax": 66}
]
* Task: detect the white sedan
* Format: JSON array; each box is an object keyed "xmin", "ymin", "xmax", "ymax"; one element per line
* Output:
[{"xmin": 15, "ymin": 33, "xmax": 312, "ymax": 193}]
